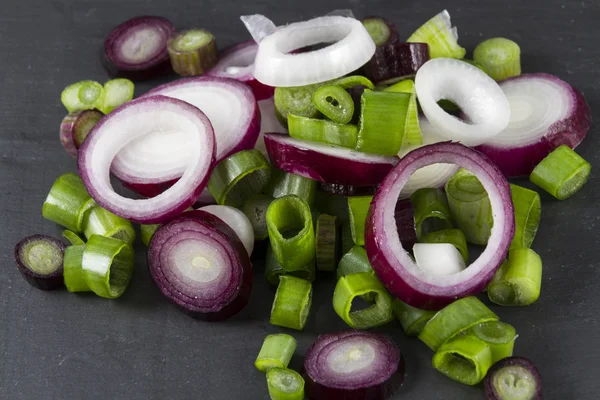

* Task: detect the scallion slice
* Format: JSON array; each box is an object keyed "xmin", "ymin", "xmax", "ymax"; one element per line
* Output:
[
  {"xmin": 167, "ymin": 29, "xmax": 219, "ymax": 76},
  {"xmin": 420, "ymin": 229, "xmax": 468, "ymax": 263},
  {"xmin": 392, "ymin": 299, "xmax": 436, "ymax": 336},
  {"xmin": 484, "ymin": 357, "xmax": 543, "ymax": 399},
  {"xmin": 62, "ymin": 230, "xmax": 85, "ymax": 246},
  {"xmin": 337, "ymin": 245, "xmax": 373, "ymax": 279},
  {"xmin": 14, "ymin": 235, "xmax": 66, "ymax": 290},
  {"xmin": 470, "ymin": 321, "xmax": 518, "ymax": 363},
  {"xmin": 488, "ymin": 248, "xmax": 542, "ymax": 306},
  {"xmin": 410, "ymin": 188, "xmax": 454, "ymax": 239},
  {"xmin": 432, "ymin": 335, "xmax": 493, "ymax": 385},
  {"xmin": 255, "ymin": 334, "xmax": 297, "ymax": 372},
  {"xmin": 510, "ymin": 184, "xmax": 541, "ymax": 250},
  {"xmin": 383, "ymin": 79, "xmax": 422, "ymax": 147},
  {"xmin": 99, "ymin": 78, "xmax": 135, "ymax": 114},
  {"xmin": 340, "ymin": 222, "xmax": 354, "ymax": 256},
  {"xmin": 242, "ymin": 194, "xmax": 274, "ymax": 241},
  {"xmin": 331, "ymin": 75, "xmax": 375, "ymax": 90},
  {"xmin": 362, "ymin": 17, "xmax": 393, "ymax": 46},
  {"xmin": 288, "ymin": 114, "xmax": 358, "ymax": 148},
  {"xmin": 42, "ymin": 173, "xmax": 96, "ymax": 233},
  {"xmin": 63, "ymin": 244, "xmax": 89, "ymax": 292},
  {"xmin": 61, "ymin": 80, "xmax": 104, "ymax": 112},
  {"xmin": 312, "ymin": 85, "xmax": 354, "ymax": 124},
  {"xmin": 83, "ymin": 206, "xmax": 136, "ymax": 245},
  {"xmin": 270, "ymin": 275, "xmax": 313, "ymax": 331},
  {"xmin": 265, "ymin": 244, "xmax": 316, "ymax": 286},
  {"xmin": 348, "ymin": 195, "xmax": 373, "ymax": 246},
  {"xmin": 473, "ymin": 37, "xmax": 521, "ymax": 81},
  {"xmin": 274, "ymin": 82, "xmax": 327, "ymax": 124},
  {"xmin": 140, "ymin": 223, "xmax": 160, "ymax": 247},
  {"xmin": 315, "ymin": 214, "xmax": 338, "ymax": 272},
  {"xmin": 407, "ymin": 10, "xmax": 466, "ymax": 59},
  {"xmin": 266, "ymin": 368, "xmax": 305, "ymax": 400},
  {"xmin": 267, "ymin": 169, "xmax": 316, "ymax": 206}
]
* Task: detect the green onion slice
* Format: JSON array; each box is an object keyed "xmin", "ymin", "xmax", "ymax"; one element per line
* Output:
[
  {"xmin": 340, "ymin": 222, "xmax": 354, "ymax": 256},
  {"xmin": 83, "ymin": 206, "xmax": 136, "ymax": 245},
  {"xmin": 265, "ymin": 244, "xmax": 316, "ymax": 286},
  {"xmin": 331, "ymin": 75, "xmax": 375, "ymax": 90},
  {"xmin": 315, "ymin": 214, "xmax": 338, "ymax": 272},
  {"xmin": 267, "ymin": 169, "xmax": 316, "ymax": 206},
  {"xmin": 362, "ymin": 17, "xmax": 392, "ymax": 46},
  {"xmin": 347, "ymin": 196, "xmax": 373, "ymax": 246},
  {"xmin": 140, "ymin": 223, "xmax": 160, "ymax": 247},
  {"xmin": 99, "ymin": 78, "xmax": 134, "ymax": 114},
  {"xmin": 270, "ymin": 276, "xmax": 313, "ymax": 331},
  {"xmin": 473, "ymin": 38, "xmax": 521, "ymax": 81},
  {"xmin": 392, "ymin": 299, "xmax": 436, "ymax": 336},
  {"xmin": 167, "ymin": 29, "xmax": 219, "ymax": 77},
  {"xmin": 420, "ymin": 229, "xmax": 468, "ymax": 263},
  {"xmin": 337, "ymin": 245, "xmax": 374, "ymax": 279},
  {"xmin": 61, "ymin": 80, "xmax": 104, "ymax": 113},
  {"xmin": 63, "ymin": 245, "xmax": 90, "ymax": 293},
  {"xmin": 470, "ymin": 321, "xmax": 518, "ymax": 363},
  {"xmin": 288, "ymin": 114, "xmax": 358, "ymax": 148},
  {"xmin": 255, "ymin": 334, "xmax": 297, "ymax": 372},
  {"xmin": 62, "ymin": 230, "xmax": 85, "ymax": 246},
  {"xmin": 42, "ymin": 173, "xmax": 96, "ymax": 233},
  {"xmin": 266, "ymin": 368, "xmax": 305, "ymax": 400},
  {"xmin": 488, "ymin": 248, "xmax": 542, "ymax": 306},
  {"xmin": 242, "ymin": 194, "xmax": 274, "ymax": 241},
  {"xmin": 410, "ymin": 188, "xmax": 454, "ymax": 239},
  {"xmin": 432, "ymin": 335, "xmax": 493, "ymax": 385},
  {"xmin": 312, "ymin": 85, "xmax": 354, "ymax": 124},
  {"xmin": 383, "ymin": 79, "xmax": 423, "ymax": 147},
  {"xmin": 274, "ymin": 83, "xmax": 328, "ymax": 124},
  {"xmin": 407, "ymin": 10, "xmax": 466, "ymax": 59},
  {"xmin": 509, "ymin": 184, "xmax": 541, "ymax": 250}
]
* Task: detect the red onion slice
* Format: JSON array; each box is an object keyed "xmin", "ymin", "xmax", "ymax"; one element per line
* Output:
[
  {"xmin": 198, "ymin": 205, "xmax": 254, "ymax": 256},
  {"xmin": 365, "ymin": 142, "xmax": 514, "ymax": 310},
  {"xmin": 78, "ymin": 96, "xmax": 215, "ymax": 224},
  {"xmin": 148, "ymin": 211, "xmax": 252, "ymax": 321},
  {"xmin": 476, "ymin": 73, "xmax": 591, "ymax": 177}
]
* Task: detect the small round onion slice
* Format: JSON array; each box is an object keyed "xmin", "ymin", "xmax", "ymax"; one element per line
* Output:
[
  {"xmin": 148, "ymin": 211, "xmax": 252, "ymax": 321},
  {"xmin": 303, "ymin": 330, "xmax": 404, "ymax": 400},
  {"xmin": 78, "ymin": 96, "xmax": 215, "ymax": 224},
  {"xmin": 415, "ymin": 58, "xmax": 511, "ymax": 146},
  {"xmin": 198, "ymin": 205, "xmax": 254, "ymax": 256},
  {"xmin": 476, "ymin": 73, "xmax": 591, "ymax": 177},
  {"xmin": 365, "ymin": 142, "xmax": 515, "ymax": 310},
  {"xmin": 484, "ymin": 357, "xmax": 542, "ymax": 400}
]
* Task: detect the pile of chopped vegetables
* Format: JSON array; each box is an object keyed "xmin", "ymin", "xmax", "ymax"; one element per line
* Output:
[{"xmin": 19, "ymin": 8, "xmax": 595, "ymax": 399}]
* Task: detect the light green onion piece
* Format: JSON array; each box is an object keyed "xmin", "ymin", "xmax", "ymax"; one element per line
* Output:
[
  {"xmin": 356, "ymin": 90, "xmax": 410, "ymax": 155},
  {"xmin": 411, "ymin": 188, "xmax": 454, "ymax": 240},
  {"xmin": 333, "ymin": 272, "xmax": 393, "ymax": 329},
  {"xmin": 331, "ymin": 75, "xmax": 375, "ymax": 90},
  {"xmin": 312, "ymin": 85, "xmax": 354, "ymax": 124},
  {"xmin": 347, "ymin": 196, "xmax": 373, "ymax": 246},
  {"xmin": 63, "ymin": 245, "xmax": 90, "ymax": 293},
  {"xmin": 42, "ymin": 173, "xmax": 96, "ymax": 233},
  {"xmin": 530, "ymin": 145, "xmax": 591, "ymax": 200},
  {"xmin": 315, "ymin": 214, "xmax": 338, "ymax": 272},
  {"xmin": 445, "ymin": 168, "xmax": 493, "ymax": 245},
  {"xmin": 62, "ymin": 230, "xmax": 85, "ymax": 246},
  {"xmin": 362, "ymin": 17, "xmax": 392, "ymax": 46},
  {"xmin": 432, "ymin": 335, "xmax": 493, "ymax": 385},
  {"xmin": 407, "ymin": 10, "xmax": 466, "ymax": 59},
  {"xmin": 61, "ymin": 80, "xmax": 104, "ymax": 113},
  {"xmin": 274, "ymin": 82, "xmax": 328, "ymax": 124},
  {"xmin": 288, "ymin": 114, "xmax": 358, "ymax": 148},
  {"xmin": 265, "ymin": 244, "xmax": 315, "ymax": 286},
  {"xmin": 266, "ymin": 368, "xmax": 305, "ymax": 400},
  {"xmin": 488, "ymin": 248, "xmax": 542, "ymax": 306},
  {"xmin": 255, "ymin": 334, "xmax": 297, "ymax": 372},
  {"xmin": 82, "ymin": 235, "xmax": 135, "ymax": 299},
  {"xmin": 470, "ymin": 321, "xmax": 518, "ymax": 363},
  {"xmin": 270, "ymin": 275, "xmax": 313, "ymax": 331},
  {"xmin": 340, "ymin": 222, "xmax": 354, "ymax": 255},
  {"xmin": 392, "ymin": 299, "xmax": 436, "ymax": 336},
  {"xmin": 83, "ymin": 206, "xmax": 136, "ymax": 245},
  {"xmin": 99, "ymin": 79, "xmax": 134, "ymax": 114},
  {"xmin": 167, "ymin": 29, "xmax": 218, "ymax": 77},
  {"xmin": 420, "ymin": 229, "xmax": 468, "ymax": 263},
  {"xmin": 473, "ymin": 38, "xmax": 521, "ymax": 81},
  {"xmin": 208, "ymin": 149, "xmax": 271, "ymax": 207},
  {"xmin": 268, "ymin": 169, "xmax": 316, "ymax": 206},
  {"xmin": 140, "ymin": 223, "xmax": 160, "ymax": 247},
  {"xmin": 242, "ymin": 194, "xmax": 274, "ymax": 241},
  {"xmin": 419, "ymin": 296, "xmax": 499, "ymax": 351},
  {"xmin": 337, "ymin": 245, "xmax": 373, "ymax": 279},
  {"xmin": 383, "ymin": 79, "xmax": 422, "ymax": 147},
  {"xmin": 509, "ymin": 184, "xmax": 541, "ymax": 250}
]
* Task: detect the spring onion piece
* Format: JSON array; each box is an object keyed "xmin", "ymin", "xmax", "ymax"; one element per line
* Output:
[
  {"xmin": 148, "ymin": 210, "xmax": 253, "ymax": 320},
  {"xmin": 433, "ymin": 334, "xmax": 493, "ymax": 385},
  {"xmin": 60, "ymin": 110, "xmax": 104, "ymax": 156},
  {"xmin": 288, "ymin": 114, "xmax": 358, "ymax": 148},
  {"xmin": 394, "ymin": 199, "xmax": 418, "ymax": 251},
  {"xmin": 407, "ymin": 10, "xmax": 466, "ymax": 59},
  {"xmin": 392, "ymin": 299, "xmax": 436, "ymax": 336},
  {"xmin": 78, "ymin": 96, "xmax": 215, "ymax": 224},
  {"xmin": 419, "ymin": 296, "xmax": 498, "ymax": 350},
  {"xmin": 42, "ymin": 173, "xmax": 96, "ymax": 233},
  {"xmin": 266, "ymin": 244, "xmax": 316, "ymax": 286},
  {"xmin": 274, "ymin": 83, "xmax": 327, "ymax": 124},
  {"xmin": 476, "ymin": 73, "xmax": 591, "ymax": 177},
  {"xmin": 470, "ymin": 321, "xmax": 518, "ymax": 363},
  {"xmin": 199, "ymin": 205, "xmax": 255, "ymax": 256},
  {"xmin": 356, "ymin": 90, "xmax": 410, "ymax": 156},
  {"xmin": 270, "ymin": 275, "xmax": 312, "ymax": 330},
  {"xmin": 340, "ymin": 222, "xmax": 354, "ymax": 256},
  {"xmin": 337, "ymin": 246, "xmax": 373, "ymax": 279},
  {"xmin": 530, "ymin": 145, "xmax": 591, "ymax": 200},
  {"xmin": 445, "ymin": 168, "xmax": 493, "ymax": 245},
  {"xmin": 62, "ymin": 230, "xmax": 85, "ymax": 246},
  {"xmin": 488, "ymin": 248, "xmax": 542, "ymax": 306},
  {"xmin": 267, "ymin": 368, "xmax": 305, "ymax": 400},
  {"xmin": 484, "ymin": 357, "xmax": 543, "ymax": 400},
  {"xmin": 103, "ymin": 16, "xmax": 175, "ymax": 80},
  {"xmin": 167, "ymin": 29, "xmax": 218, "ymax": 76},
  {"xmin": 208, "ymin": 149, "xmax": 271, "ymax": 207},
  {"xmin": 413, "ymin": 243, "xmax": 466, "ymax": 276},
  {"xmin": 140, "ymin": 223, "xmax": 159, "ymax": 247},
  {"xmin": 61, "ymin": 80, "xmax": 104, "ymax": 113},
  {"xmin": 420, "ymin": 229, "xmax": 469, "ymax": 263},
  {"xmin": 510, "ymin": 184, "xmax": 541, "ymax": 250},
  {"xmin": 267, "ymin": 169, "xmax": 317, "ymax": 206},
  {"xmin": 252, "ymin": 15, "xmax": 375, "ymax": 87},
  {"xmin": 303, "ymin": 330, "xmax": 404, "ymax": 399},
  {"xmin": 255, "ymin": 334, "xmax": 297, "ymax": 372},
  {"xmin": 348, "ymin": 196, "xmax": 373, "ymax": 246},
  {"xmin": 473, "ymin": 38, "xmax": 521, "ymax": 81},
  {"xmin": 362, "ymin": 17, "xmax": 396, "ymax": 46},
  {"xmin": 315, "ymin": 214, "xmax": 338, "ymax": 272},
  {"xmin": 312, "ymin": 85, "xmax": 354, "ymax": 124},
  {"xmin": 410, "ymin": 188, "xmax": 453, "ymax": 239},
  {"xmin": 264, "ymin": 133, "xmax": 397, "ymax": 187},
  {"xmin": 83, "ymin": 206, "xmax": 136, "ymax": 245},
  {"xmin": 383, "ymin": 79, "xmax": 422, "ymax": 147},
  {"xmin": 242, "ymin": 194, "xmax": 273, "ymax": 241},
  {"xmin": 99, "ymin": 78, "xmax": 135, "ymax": 114},
  {"xmin": 331, "ymin": 75, "xmax": 375, "ymax": 90},
  {"xmin": 63, "ymin": 245, "xmax": 89, "ymax": 292},
  {"xmin": 14, "ymin": 235, "xmax": 66, "ymax": 290},
  {"xmin": 266, "ymin": 195, "xmax": 315, "ymax": 272}
]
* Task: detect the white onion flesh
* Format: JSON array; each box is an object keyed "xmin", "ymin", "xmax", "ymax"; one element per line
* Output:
[
  {"xmin": 255, "ymin": 97, "xmax": 287, "ymax": 156},
  {"xmin": 199, "ymin": 205, "xmax": 254, "ymax": 256},
  {"xmin": 413, "ymin": 243, "xmax": 466, "ymax": 276}
]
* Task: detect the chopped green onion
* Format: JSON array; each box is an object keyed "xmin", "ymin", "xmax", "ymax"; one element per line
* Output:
[
  {"xmin": 255, "ymin": 334, "xmax": 297, "ymax": 372},
  {"xmin": 208, "ymin": 149, "xmax": 272, "ymax": 207},
  {"xmin": 509, "ymin": 184, "xmax": 541, "ymax": 250},
  {"xmin": 61, "ymin": 80, "xmax": 104, "ymax": 113},
  {"xmin": 99, "ymin": 78, "xmax": 134, "ymax": 114},
  {"xmin": 270, "ymin": 275, "xmax": 312, "ymax": 331},
  {"xmin": 411, "ymin": 188, "xmax": 454, "ymax": 240},
  {"xmin": 392, "ymin": 299, "xmax": 436, "ymax": 336},
  {"xmin": 470, "ymin": 321, "xmax": 518, "ymax": 363},
  {"xmin": 420, "ymin": 229, "xmax": 468, "ymax": 263},
  {"xmin": 312, "ymin": 85, "xmax": 354, "ymax": 124},
  {"xmin": 333, "ymin": 272, "xmax": 394, "ymax": 329},
  {"xmin": 83, "ymin": 206, "xmax": 136, "ymax": 245},
  {"xmin": 383, "ymin": 79, "xmax": 422, "ymax": 147},
  {"xmin": 432, "ymin": 335, "xmax": 492, "ymax": 385},
  {"xmin": 445, "ymin": 168, "xmax": 493, "ymax": 245},
  {"xmin": 362, "ymin": 17, "xmax": 392, "ymax": 46},
  {"xmin": 42, "ymin": 173, "xmax": 96, "ymax": 233},
  {"xmin": 419, "ymin": 296, "xmax": 499, "ymax": 351},
  {"xmin": 267, "ymin": 169, "xmax": 316, "ymax": 206},
  {"xmin": 315, "ymin": 214, "xmax": 338, "ymax": 272},
  {"xmin": 82, "ymin": 235, "xmax": 135, "ymax": 299},
  {"xmin": 407, "ymin": 10, "xmax": 466, "ymax": 59},
  {"xmin": 488, "ymin": 248, "xmax": 542, "ymax": 306},
  {"xmin": 473, "ymin": 38, "xmax": 521, "ymax": 81},
  {"xmin": 242, "ymin": 194, "xmax": 274, "ymax": 241},
  {"xmin": 530, "ymin": 145, "xmax": 591, "ymax": 200},
  {"xmin": 274, "ymin": 82, "xmax": 328, "ymax": 124},
  {"xmin": 347, "ymin": 195, "xmax": 373, "ymax": 246},
  {"xmin": 62, "ymin": 230, "xmax": 85, "ymax": 246},
  {"xmin": 63, "ymin": 245, "xmax": 90, "ymax": 293},
  {"xmin": 167, "ymin": 29, "xmax": 219, "ymax": 76},
  {"xmin": 140, "ymin": 223, "xmax": 160, "ymax": 247},
  {"xmin": 265, "ymin": 244, "xmax": 316, "ymax": 286},
  {"xmin": 266, "ymin": 368, "xmax": 305, "ymax": 400},
  {"xmin": 337, "ymin": 245, "xmax": 373, "ymax": 279},
  {"xmin": 287, "ymin": 114, "xmax": 358, "ymax": 148},
  {"xmin": 340, "ymin": 222, "xmax": 354, "ymax": 255},
  {"xmin": 356, "ymin": 90, "xmax": 410, "ymax": 155},
  {"xmin": 331, "ymin": 75, "xmax": 375, "ymax": 90}
]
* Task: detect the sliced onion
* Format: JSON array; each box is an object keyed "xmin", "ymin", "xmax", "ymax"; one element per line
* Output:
[
  {"xmin": 255, "ymin": 97, "xmax": 287, "ymax": 156},
  {"xmin": 198, "ymin": 205, "xmax": 254, "ymax": 256},
  {"xmin": 252, "ymin": 15, "xmax": 376, "ymax": 87},
  {"xmin": 264, "ymin": 133, "xmax": 397, "ymax": 187},
  {"xmin": 415, "ymin": 58, "xmax": 511, "ymax": 146},
  {"xmin": 303, "ymin": 330, "xmax": 404, "ymax": 400},
  {"xmin": 413, "ymin": 243, "xmax": 466, "ymax": 276},
  {"xmin": 78, "ymin": 96, "xmax": 215, "ymax": 224},
  {"xmin": 476, "ymin": 73, "xmax": 591, "ymax": 177},
  {"xmin": 148, "ymin": 211, "xmax": 252, "ymax": 321},
  {"xmin": 365, "ymin": 142, "xmax": 514, "ymax": 310}
]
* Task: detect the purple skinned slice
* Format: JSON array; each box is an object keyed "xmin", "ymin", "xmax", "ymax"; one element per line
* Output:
[
  {"xmin": 14, "ymin": 234, "xmax": 66, "ymax": 290},
  {"xmin": 484, "ymin": 356, "xmax": 542, "ymax": 400}
]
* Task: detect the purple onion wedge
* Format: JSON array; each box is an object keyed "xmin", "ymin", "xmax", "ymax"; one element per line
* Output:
[
  {"xmin": 365, "ymin": 142, "xmax": 514, "ymax": 310},
  {"xmin": 15, "ymin": 235, "xmax": 66, "ymax": 290},
  {"xmin": 303, "ymin": 330, "xmax": 405, "ymax": 400},
  {"xmin": 103, "ymin": 16, "xmax": 176, "ymax": 80},
  {"xmin": 59, "ymin": 110, "xmax": 104, "ymax": 157},
  {"xmin": 264, "ymin": 133, "xmax": 397, "ymax": 187},
  {"xmin": 148, "ymin": 211, "xmax": 252, "ymax": 321},
  {"xmin": 78, "ymin": 96, "xmax": 216, "ymax": 224},
  {"xmin": 484, "ymin": 357, "xmax": 542, "ymax": 400},
  {"xmin": 476, "ymin": 73, "xmax": 591, "ymax": 177},
  {"xmin": 364, "ymin": 42, "xmax": 430, "ymax": 84}
]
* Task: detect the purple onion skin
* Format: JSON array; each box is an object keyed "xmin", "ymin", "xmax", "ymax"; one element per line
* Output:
[
  {"xmin": 484, "ymin": 357, "xmax": 542, "ymax": 400},
  {"xmin": 318, "ymin": 182, "xmax": 379, "ymax": 197},
  {"xmin": 476, "ymin": 74, "xmax": 591, "ymax": 178},
  {"xmin": 364, "ymin": 42, "xmax": 430, "ymax": 84},
  {"xmin": 121, "ymin": 179, "xmax": 177, "ymax": 198},
  {"xmin": 394, "ymin": 199, "xmax": 417, "ymax": 251},
  {"xmin": 14, "ymin": 235, "xmax": 66, "ymax": 291}
]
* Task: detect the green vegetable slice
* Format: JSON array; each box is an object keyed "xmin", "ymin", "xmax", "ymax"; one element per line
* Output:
[
  {"xmin": 488, "ymin": 248, "xmax": 542, "ymax": 306},
  {"xmin": 270, "ymin": 276, "xmax": 312, "ymax": 331},
  {"xmin": 255, "ymin": 334, "xmax": 297, "ymax": 372},
  {"xmin": 432, "ymin": 335, "xmax": 493, "ymax": 385}
]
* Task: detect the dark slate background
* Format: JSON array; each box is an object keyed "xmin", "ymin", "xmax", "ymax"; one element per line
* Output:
[{"xmin": 1, "ymin": 0, "xmax": 598, "ymax": 399}]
